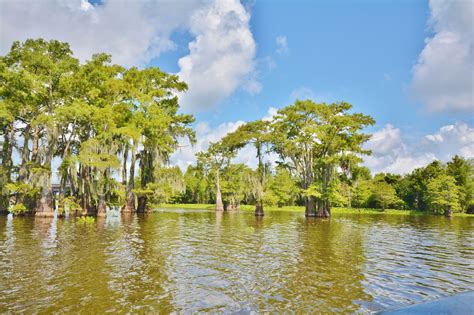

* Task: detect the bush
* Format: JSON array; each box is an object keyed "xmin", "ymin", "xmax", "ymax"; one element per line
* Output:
[
  {"xmin": 76, "ymin": 216, "xmax": 95, "ymax": 224},
  {"xmin": 9, "ymin": 203, "xmax": 28, "ymax": 215}
]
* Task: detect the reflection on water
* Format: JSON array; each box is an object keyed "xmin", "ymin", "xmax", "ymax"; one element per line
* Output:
[{"xmin": 0, "ymin": 210, "xmax": 473, "ymax": 313}]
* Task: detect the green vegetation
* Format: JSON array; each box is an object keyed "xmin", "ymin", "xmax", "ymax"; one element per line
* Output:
[
  {"xmin": 178, "ymin": 155, "xmax": 474, "ymax": 217},
  {"xmin": 1, "ymin": 38, "xmax": 473, "ymax": 219},
  {"xmin": 0, "ymin": 38, "xmax": 194, "ymax": 216},
  {"xmin": 158, "ymin": 203, "xmax": 472, "ymax": 217}
]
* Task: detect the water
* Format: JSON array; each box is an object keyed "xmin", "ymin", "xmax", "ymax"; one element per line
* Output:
[{"xmin": 0, "ymin": 209, "xmax": 473, "ymax": 313}]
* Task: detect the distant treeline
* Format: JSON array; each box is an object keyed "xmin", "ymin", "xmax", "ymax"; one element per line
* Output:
[{"xmin": 176, "ymin": 155, "xmax": 474, "ymax": 215}]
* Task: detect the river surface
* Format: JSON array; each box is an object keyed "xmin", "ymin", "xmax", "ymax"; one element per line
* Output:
[{"xmin": 0, "ymin": 209, "xmax": 473, "ymax": 313}]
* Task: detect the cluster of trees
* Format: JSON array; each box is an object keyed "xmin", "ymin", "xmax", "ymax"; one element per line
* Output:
[
  {"xmin": 0, "ymin": 39, "xmax": 195, "ymax": 216},
  {"xmin": 187, "ymin": 100, "xmax": 376, "ymax": 217},
  {"xmin": 2, "ymin": 39, "xmax": 472, "ymax": 219}
]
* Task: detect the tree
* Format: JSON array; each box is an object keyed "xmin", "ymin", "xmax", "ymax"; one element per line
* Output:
[
  {"xmin": 446, "ymin": 155, "xmax": 474, "ymax": 212},
  {"xmin": 224, "ymin": 120, "xmax": 271, "ymax": 215},
  {"xmin": 268, "ymin": 167, "xmax": 299, "ymax": 207},
  {"xmin": 370, "ymin": 181, "xmax": 398, "ymax": 210},
  {"xmin": 0, "ymin": 38, "xmax": 195, "ymax": 216},
  {"xmin": 197, "ymin": 141, "xmax": 236, "ymax": 211},
  {"xmin": 426, "ymin": 174, "xmax": 461, "ymax": 215},
  {"xmin": 271, "ymin": 100, "xmax": 374, "ymax": 217}
]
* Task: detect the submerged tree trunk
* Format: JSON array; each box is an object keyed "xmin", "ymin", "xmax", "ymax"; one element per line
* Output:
[
  {"xmin": 255, "ymin": 144, "xmax": 264, "ymax": 217},
  {"xmin": 36, "ymin": 126, "xmax": 55, "ymax": 217},
  {"xmin": 316, "ymin": 166, "xmax": 331, "ymax": 218},
  {"xmin": 137, "ymin": 196, "xmax": 149, "ymax": 213},
  {"xmin": 316, "ymin": 199, "xmax": 331, "ymax": 218},
  {"xmin": 255, "ymin": 199, "xmax": 264, "ymax": 216},
  {"xmin": 305, "ymin": 196, "xmax": 316, "ymax": 217},
  {"xmin": 215, "ymin": 170, "xmax": 224, "ymax": 211},
  {"xmin": 36, "ymin": 175, "xmax": 54, "ymax": 217},
  {"xmin": 97, "ymin": 194, "xmax": 107, "ymax": 216}
]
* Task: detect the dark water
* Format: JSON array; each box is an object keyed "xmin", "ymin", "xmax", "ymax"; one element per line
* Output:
[{"xmin": 0, "ymin": 210, "xmax": 473, "ymax": 314}]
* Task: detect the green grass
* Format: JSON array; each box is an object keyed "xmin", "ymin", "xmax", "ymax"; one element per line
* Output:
[{"xmin": 157, "ymin": 203, "xmax": 473, "ymax": 217}]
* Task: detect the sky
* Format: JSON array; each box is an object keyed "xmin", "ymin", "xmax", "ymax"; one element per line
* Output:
[{"xmin": 1, "ymin": 0, "xmax": 473, "ymax": 175}]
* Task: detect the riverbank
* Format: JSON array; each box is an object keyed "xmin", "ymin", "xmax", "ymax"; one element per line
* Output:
[{"xmin": 158, "ymin": 204, "xmax": 474, "ymax": 217}]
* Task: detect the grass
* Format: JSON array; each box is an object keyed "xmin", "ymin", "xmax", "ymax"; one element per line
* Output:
[{"xmin": 158, "ymin": 203, "xmax": 474, "ymax": 217}]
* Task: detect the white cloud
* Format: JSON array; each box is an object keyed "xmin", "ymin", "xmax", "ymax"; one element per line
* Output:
[
  {"xmin": 262, "ymin": 107, "xmax": 278, "ymax": 121},
  {"xmin": 363, "ymin": 122, "xmax": 474, "ymax": 174},
  {"xmin": 422, "ymin": 122, "xmax": 474, "ymax": 160},
  {"xmin": 0, "ymin": 0, "xmax": 203, "ymax": 66},
  {"xmin": 411, "ymin": 0, "xmax": 473, "ymax": 113},
  {"xmin": 1, "ymin": 0, "xmax": 258, "ymax": 112},
  {"xmin": 177, "ymin": 0, "xmax": 258, "ymax": 111},
  {"xmin": 276, "ymin": 35, "xmax": 288, "ymax": 54}
]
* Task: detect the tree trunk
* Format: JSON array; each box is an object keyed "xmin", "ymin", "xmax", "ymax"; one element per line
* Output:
[
  {"xmin": 137, "ymin": 196, "xmax": 149, "ymax": 213},
  {"xmin": 123, "ymin": 144, "xmax": 136, "ymax": 213},
  {"xmin": 97, "ymin": 194, "xmax": 107, "ymax": 216},
  {"xmin": 255, "ymin": 199, "xmax": 264, "ymax": 216},
  {"xmin": 305, "ymin": 196, "xmax": 316, "ymax": 217},
  {"xmin": 122, "ymin": 144, "xmax": 128, "ymax": 186},
  {"xmin": 316, "ymin": 200, "xmax": 331, "ymax": 218},
  {"xmin": 79, "ymin": 165, "xmax": 91, "ymax": 216},
  {"xmin": 36, "ymin": 174, "xmax": 54, "ymax": 217},
  {"xmin": 18, "ymin": 126, "xmax": 31, "ymax": 183},
  {"xmin": 31, "ymin": 126, "xmax": 39, "ymax": 163},
  {"xmin": 36, "ymin": 126, "xmax": 55, "ymax": 217},
  {"xmin": 215, "ymin": 170, "xmax": 224, "ymax": 211},
  {"xmin": 0, "ymin": 123, "xmax": 14, "ymax": 213}
]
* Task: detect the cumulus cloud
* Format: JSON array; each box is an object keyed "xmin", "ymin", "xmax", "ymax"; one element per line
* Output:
[
  {"xmin": 276, "ymin": 35, "xmax": 288, "ymax": 54},
  {"xmin": 364, "ymin": 122, "xmax": 474, "ymax": 174},
  {"xmin": 177, "ymin": 0, "xmax": 259, "ymax": 111},
  {"xmin": 1, "ymin": 0, "xmax": 259, "ymax": 111},
  {"xmin": 411, "ymin": 0, "xmax": 473, "ymax": 113},
  {"xmin": 422, "ymin": 122, "xmax": 474, "ymax": 160},
  {"xmin": 0, "ymin": 0, "xmax": 203, "ymax": 66}
]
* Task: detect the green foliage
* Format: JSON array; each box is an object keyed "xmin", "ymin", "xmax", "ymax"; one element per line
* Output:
[
  {"xmin": 9, "ymin": 203, "xmax": 27, "ymax": 215},
  {"xmin": 1, "ymin": 38, "xmax": 472, "ymax": 218},
  {"xmin": 369, "ymin": 181, "xmax": 399, "ymax": 210},
  {"xmin": 0, "ymin": 38, "xmax": 195, "ymax": 214},
  {"xmin": 76, "ymin": 216, "xmax": 95, "ymax": 224},
  {"xmin": 426, "ymin": 174, "xmax": 461, "ymax": 214},
  {"xmin": 59, "ymin": 197, "xmax": 82, "ymax": 214},
  {"xmin": 268, "ymin": 167, "xmax": 299, "ymax": 207}
]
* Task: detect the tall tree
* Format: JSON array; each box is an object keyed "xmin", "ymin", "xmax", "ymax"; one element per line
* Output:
[
  {"xmin": 271, "ymin": 100, "xmax": 374, "ymax": 217},
  {"xmin": 223, "ymin": 120, "xmax": 271, "ymax": 215},
  {"xmin": 197, "ymin": 142, "xmax": 236, "ymax": 211}
]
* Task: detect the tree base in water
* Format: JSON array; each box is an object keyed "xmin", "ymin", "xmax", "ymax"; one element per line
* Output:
[
  {"xmin": 255, "ymin": 205, "xmax": 264, "ymax": 216},
  {"xmin": 35, "ymin": 211, "xmax": 55, "ymax": 217},
  {"xmin": 316, "ymin": 209, "xmax": 331, "ymax": 218}
]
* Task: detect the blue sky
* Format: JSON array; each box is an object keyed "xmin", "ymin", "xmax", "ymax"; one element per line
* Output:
[
  {"xmin": 1, "ymin": 0, "xmax": 472, "ymax": 174},
  {"xmin": 150, "ymin": 0, "xmax": 470, "ymax": 133}
]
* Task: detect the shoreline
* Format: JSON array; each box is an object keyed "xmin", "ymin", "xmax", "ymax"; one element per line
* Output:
[{"xmin": 157, "ymin": 204, "xmax": 474, "ymax": 217}]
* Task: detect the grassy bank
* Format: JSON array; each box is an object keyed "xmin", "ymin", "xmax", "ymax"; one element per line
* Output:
[{"xmin": 158, "ymin": 204, "xmax": 473, "ymax": 217}]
